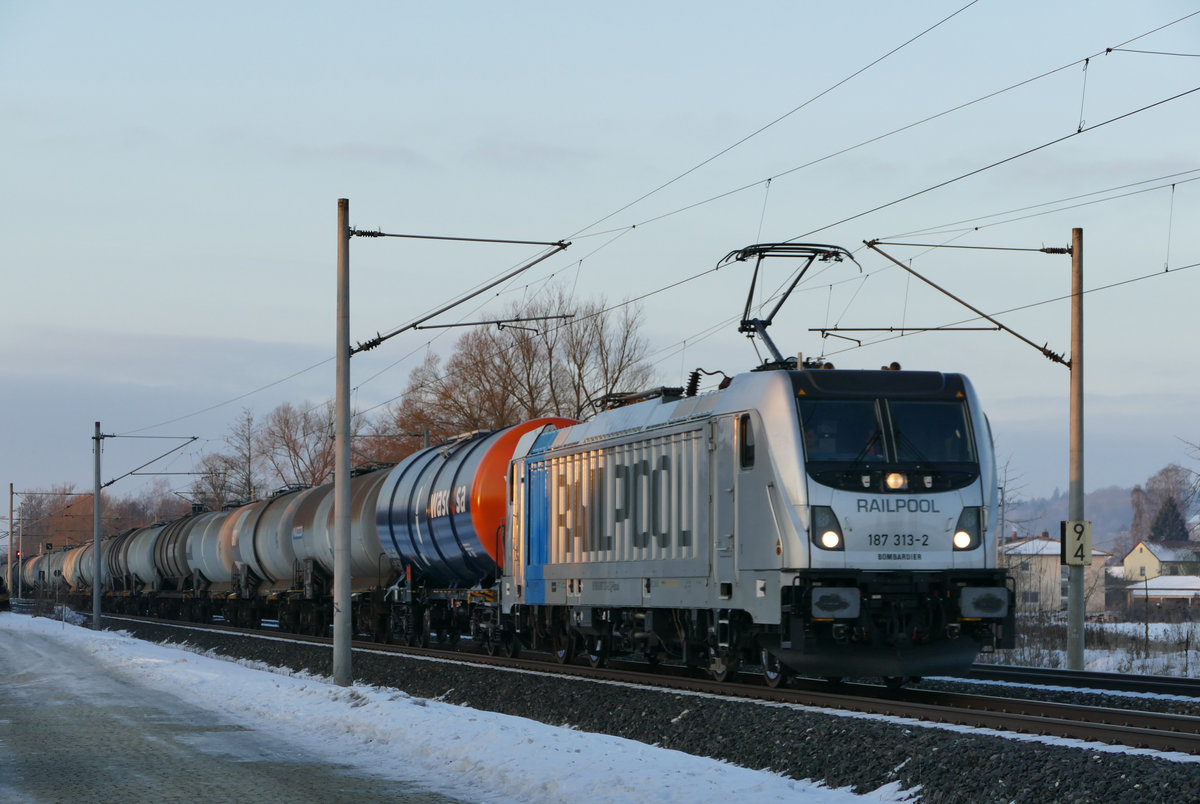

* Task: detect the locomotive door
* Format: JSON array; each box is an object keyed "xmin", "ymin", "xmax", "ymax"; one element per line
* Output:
[{"xmin": 712, "ymin": 417, "xmax": 736, "ymax": 597}]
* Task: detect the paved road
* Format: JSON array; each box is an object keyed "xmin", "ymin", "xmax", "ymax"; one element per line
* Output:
[{"xmin": 0, "ymin": 621, "xmax": 459, "ymax": 803}]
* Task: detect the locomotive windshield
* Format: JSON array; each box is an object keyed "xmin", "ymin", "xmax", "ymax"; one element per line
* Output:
[{"xmin": 798, "ymin": 397, "xmax": 977, "ymax": 491}]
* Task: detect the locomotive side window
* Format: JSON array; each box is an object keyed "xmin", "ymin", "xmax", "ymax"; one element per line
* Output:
[{"xmin": 738, "ymin": 413, "xmax": 755, "ymax": 468}]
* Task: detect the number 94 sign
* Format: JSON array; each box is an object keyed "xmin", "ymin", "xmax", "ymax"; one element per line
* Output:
[{"xmin": 1060, "ymin": 520, "xmax": 1093, "ymax": 566}]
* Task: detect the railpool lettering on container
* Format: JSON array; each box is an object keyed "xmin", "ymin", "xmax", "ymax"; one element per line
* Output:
[{"xmin": 857, "ymin": 498, "xmax": 941, "ymax": 513}]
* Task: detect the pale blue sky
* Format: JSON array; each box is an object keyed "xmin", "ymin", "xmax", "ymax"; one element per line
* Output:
[{"xmin": 1, "ymin": 1, "xmax": 1198, "ymax": 524}]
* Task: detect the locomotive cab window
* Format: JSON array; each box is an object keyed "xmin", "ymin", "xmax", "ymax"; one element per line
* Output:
[
  {"xmin": 889, "ymin": 401, "xmax": 975, "ymax": 463},
  {"xmin": 738, "ymin": 413, "xmax": 755, "ymax": 468},
  {"xmin": 798, "ymin": 396, "xmax": 978, "ymax": 493}
]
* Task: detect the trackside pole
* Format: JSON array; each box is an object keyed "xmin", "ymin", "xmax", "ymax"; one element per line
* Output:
[
  {"xmin": 93, "ymin": 421, "xmax": 102, "ymax": 629},
  {"xmin": 7, "ymin": 483, "xmax": 13, "ymax": 600},
  {"xmin": 333, "ymin": 198, "xmax": 352, "ymax": 686},
  {"xmin": 1067, "ymin": 228, "xmax": 1084, "ymax": 670}
]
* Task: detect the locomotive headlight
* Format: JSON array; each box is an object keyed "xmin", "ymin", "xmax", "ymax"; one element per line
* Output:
[
  {"xmin": 885, "ymin": 472, "xmax": 907, "ymax": 491},
  {"xmin": 953, "ymin": 506, "xmax": 982, "ymax": 550},
  {"xmin": 811, "ymin": 506, "xmax": 845, "ymax": 551}
]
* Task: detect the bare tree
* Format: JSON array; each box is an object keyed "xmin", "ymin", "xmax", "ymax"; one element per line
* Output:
[
  {"xmin": 190, "ymin": 452, "xmax": 241, "ymax": 510},
  {"xmin": 257, "ymin": 400, "xmax": 364, "ymax": 488},
  {"xmin": 378, "ymin": 291, "xmax": 653, "ymax": 446},
  {"xmin": 224, "ymin": 407, "xmax": 264, "ymax": 502}
]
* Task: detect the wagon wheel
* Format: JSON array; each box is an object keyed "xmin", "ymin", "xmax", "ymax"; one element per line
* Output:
[
  {"xmin": 760, "ymin": 648, "xmax": 790, "ymax": 688},
  {"xmin": 883, "ymin": 676, "xmax": 906, "ymax": 691},
  {"xmin": 499, "ymin": 630, "xmax": 521, "ymax": 659},
  {"xmin": 418, "ymin": 607, "xmax": 433, "ymax": 648}
]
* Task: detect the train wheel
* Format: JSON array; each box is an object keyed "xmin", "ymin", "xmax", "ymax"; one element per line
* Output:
[
  {"xmin": 419, "ymin": 608, "xmax": 433, "ymax": 648},
  {"xmin": 552, "ymin": 631, "xmax": 575, "ymax": 664},
  {"xmin": 499, "ymin": 632, "xmax": 521, "ymax": 659},
  {"xmin": 375, "ymin": 613, "xmax": 392, "ymax": 644},
  {"xmin": 883, "ymin": 676, "xmax": 905, "ymax": 691},
  {"xmin": 585, "ymin": 635, "xmax": 608, "ymax": 668},
  {"xmin": 709, "ymin": 652, "xmax": 739, "ymax": 683},
  {"xmin": 760, "ymin": 648, "xmax": 789, "ymax": 689}
]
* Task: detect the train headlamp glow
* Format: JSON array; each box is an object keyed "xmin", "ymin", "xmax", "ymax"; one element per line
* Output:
[
  {"xmin": 885, "ymin": 472, "xmax": 907, "ymax": 490},
  {"xmin": 953, "ymin": 506, "xmax": 983, "ymax": 551},
  {"xmin": 811, "ymin": 505, "xmax": 845, "ymax": 552}
]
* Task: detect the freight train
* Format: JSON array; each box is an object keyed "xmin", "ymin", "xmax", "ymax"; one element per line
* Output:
[{"xmin": 14, "ymin": 243, "xmax": 1014, "ymax": 685}]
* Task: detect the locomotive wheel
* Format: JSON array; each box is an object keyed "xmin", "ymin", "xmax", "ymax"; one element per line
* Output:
[
  {"xmin": 760, "ymin": 648, "xmax": 789, "ymax": 689},
  {"xmin": 552, "ymin": 631, "xmax": 575, "ymax": 664},
  {"xmin": 585, "ymin": 635, "xmax": 608, "ymax": 668},
  {"xmin": 709, "ymin": 652, "xmax": 739, "ymax": 683},
  {"xmin": 883, "ymin": 676, "xmax": 905, "ymax": 691}
]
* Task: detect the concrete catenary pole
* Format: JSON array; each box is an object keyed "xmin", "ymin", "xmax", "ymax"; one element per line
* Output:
[
  {"xmin": 8, "ymin": 483, "xmax": 13, "ymax": 598},
  {"xmin": 17, "ymin": 501, "xmax": 23, "ymax": 599},
  {"xmin": 1067, "ymin": 228, "xmax": 1085, "ymax": 669},
  {"xmin": 93, "ymin": 421, "xmax": 103, "ymax": 629},
  {"xmin": 333, "ymin": 198, "xmax": 352, "ymax": 685}
]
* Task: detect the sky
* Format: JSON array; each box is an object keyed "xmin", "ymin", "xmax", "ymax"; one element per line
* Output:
[{"xmin": 2, "ymin": 2, "xmax": 1199, "ymax": 539}]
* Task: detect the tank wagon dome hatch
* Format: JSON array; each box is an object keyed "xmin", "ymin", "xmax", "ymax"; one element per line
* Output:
[{"xmin": 376, "ymin": 416, "xmax": 576, "ymax": 587}]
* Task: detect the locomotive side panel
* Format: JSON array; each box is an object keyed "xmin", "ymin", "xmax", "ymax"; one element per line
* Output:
[{"xmin": 519, "ymin": 426, "xmax": 711, "ymax": 609}]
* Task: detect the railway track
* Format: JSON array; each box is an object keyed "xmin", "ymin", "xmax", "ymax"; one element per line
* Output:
[
  {"xmin": 97, "ymin": 613, "xmax": 1200, "ymax": 756},
  {"xmin": 968, "ymin": 663, "xmax": 1200, "ymax": 698}
]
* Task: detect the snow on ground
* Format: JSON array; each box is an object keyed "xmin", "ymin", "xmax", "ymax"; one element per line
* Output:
[{"xmin": 0, "ymin": 613, "xmax": 905, "ymax": 803}]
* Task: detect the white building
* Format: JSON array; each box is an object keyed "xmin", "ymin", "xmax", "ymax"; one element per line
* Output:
[{"xmin": 1001, "ymin": 536, "xmax": 1107, "ymax": 614}]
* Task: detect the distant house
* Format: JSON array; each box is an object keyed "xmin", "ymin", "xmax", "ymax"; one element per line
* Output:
[
  {"xmin": 1122, "ymin": 541, "xmax": 1200, "ymax": 581},
  {"xmin": 1127, "ymin": 575, "xmax": 1200, "ymax": 617},
  {"xmin": 1001, "ymin": 536, "xmax": 1108, "ymax": 615}
]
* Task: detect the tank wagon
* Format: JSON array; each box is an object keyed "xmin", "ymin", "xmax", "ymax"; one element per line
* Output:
[{"xmin": 26, "ymin": 243, "xmax": 1012, "ymax": 685}]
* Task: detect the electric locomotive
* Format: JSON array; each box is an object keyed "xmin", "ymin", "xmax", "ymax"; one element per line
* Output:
[{"xmin": 496, "ymin": 243, "xmax": 1014, "ymax": 683}]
